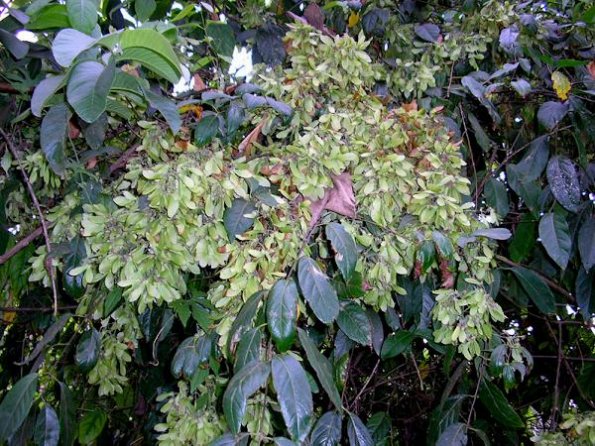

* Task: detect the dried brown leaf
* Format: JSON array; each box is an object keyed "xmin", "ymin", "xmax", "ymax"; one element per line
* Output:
[
  {"xmin": 309, "ymin": 172, "xmax": 356, "ymax": 228},
  {"xmin": 236, "ymin": 119, "xmax": 267, "ymax": 157}
]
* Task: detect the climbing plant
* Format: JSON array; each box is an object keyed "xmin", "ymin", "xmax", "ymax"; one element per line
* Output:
[{"xmin": 0, "ymin": 0, "xmax": 593, "ymax": 445}]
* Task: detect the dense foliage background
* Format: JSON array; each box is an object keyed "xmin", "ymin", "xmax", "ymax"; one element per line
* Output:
[{"xmin": 0, "ymin": 0, "xmax": 594, "ymax": 444}]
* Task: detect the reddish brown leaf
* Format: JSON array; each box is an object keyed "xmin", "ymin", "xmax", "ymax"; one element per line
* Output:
[
  {"xmin": 309, "ymin": 172, "xmax": 356, "ymax": 228},
  {"xmin": 303, "ymin": 4, "xmax": 325, "ymax": 31},
  {"xmin": 193, "ymin": 73, "xmax": 207, "ymax": 92},
  {"xmin": 236, "ymin": 119, "xmax": 267, "ymax": 157},
  {"xmin": 588, "ymin": 60, "xmax": 595, "ymax": 80},
  {"xmin": 68, "ymin": 119, "xmax": 80, "ymax": 139}
]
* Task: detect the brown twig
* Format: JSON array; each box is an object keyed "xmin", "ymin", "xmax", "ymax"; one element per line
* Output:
[
  {"xmin": 0, "ymin": 128, "xmax": 59, "ymax": 315},
  {"xmin": 350, "ymin": 358, "xmax": 380, "ymax": 411},
  {"xmin": 0, "ymin": 226, "xmax": 43, "ymax": 265},
  {"xmin": 459, "ymin": 104, "xmax": 478, "ymax": 208},
  {"xmin": 108, "ymin": 145, "xmax": 140, "ymax": 174},
  {"xmin": 0, "ymin": 82, "xmax": 21, "ymax": 94},
  {"xmin": 0, "ymin": 305, "xmax": 77, "ymax": 313}
]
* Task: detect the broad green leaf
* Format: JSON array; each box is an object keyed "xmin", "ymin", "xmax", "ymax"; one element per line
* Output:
[
  {"xmin": 135, "ymin": 0, "xmax": 156, "ymax": 22},
  {"xmin": 223, "ymin": 198, "xmax": 257, "ymax": 241},
  {"xmin": 509, "ymin": 215, "xmax": 536, "ymax": 263},
  {"xmin": 78, "ymin": 408, "xmax": 106, "ymax": 444},
  {"xmin": 110, "ymin": 71, "xmax": 143, "ymax": 100},
  {"xmin": 538, "ymin": 213, "xmax": 571, "ymax": 270},
  {"xmin": 310, "ymin": 411, "xmax": 342, "ymax": 446},
  {"xmin": 223, "ymin": 360, "xmax": 270, "ymax": 434},
  {"xmin": 546, "ymin": 156, "xmax": 581, "ymax": 213},
  {"xmin": 467, "ymin": 112, "xmax": 490, "ymax": 152},
  {"xmin": 484, "ymin": 178, "xmax": 509, "ymax": 217},
  {"xmin": 31, "ymin": 75, "xmax": 66, "ymax": 117},
  {"xmin": 326, "ymin": 222, "xmax": 357, "ymax": 281},
  {"xmin": 267, "ymin": 279, "xmax": 298, "ymax": 352},
  {"xmin": 195, "ymin": 115, "xmax": 220, "ymax": 146},
  {"xmin": 142, "ymin": 87, "xmax": 182, "ymax": 134},
  {"xmin": 227, "ymin": 291, "xmax": 264, "ymax": 356},
  {"xmin": 298, "ymin": 329, "xmax": 342, "ymax": 410},
  {"xmin": 27, "ymin": 4, "xmax": 71, "ymax": 30},
  {"xmin": 59, "ymin": 382, "xmax": 76, "ymax": 446},
  {"xmin": 367, "ymin": 310, "xmax": 384, "ymax": 356},
  {"xmin": 67, "ymin": 61, "xmax": 115, "ymax": 123},
  {"xmin": 366, "ymin": 412, "xmax": 391, "ymax": 445},
  {"xmin": 347, "ymin": 413, "xmax": 373, "ymax": 446},
  {"xmin": 432, "ymin": 231, "xmax": 454, "ymax": 258},
  {"xmin": 83, "ymin": 112, "xmax": 108, "ymax": 150},
  {"xmin": 272, "ymin": 355, "xmax": 313, "ymax": 442},
  {"xmin": 103, "ymin": 287, "xmax": 122, "ymax": 317},
  {"xmin": 576, "ymin": 267, "xmax": 594, "ymax": 320},
  {"xmin": 511, "ymin": 267, "xmax": 555, "ymax": 314},
  {"xmin": 51, "ymin": 28, "xmax": 96, "ymax": 67},
  {"xmin": 417, "ymin": 240, "xmax": 436, "ymax": 273},
  {"xmin": 66, "ymin": 0, "xmax": 98, "ymax": 34},
  {"xmin": 537, "ymin": 101, "xmax": 568, "ymax": 130},
  {"xmin": 381, "ymin": 330, "xmax": 415, "ymax": 359},
  {"xmin": 414, "ymin": 23, "xmax": 440, "ymax": 42},
  {"xmin": 40, "ymin": 103, "xmax": 69, "ymax": 176},
  {"xmin": 206, "ymin": 21, "xmax": 236, "ymax": 59},
  {"xmin": 171, "ymin": 335, "xmax": 212, "ymax": 378},
  {"xmin": 297, "ymin": 257, "xmax": 340, "ymax": 324},
  {"xmin": 105, "ymin": 98, "xmax": 134, "ymax": 120},
  {"xmin": 118, "ymin": 47, "xmax": 181, "ymax": 84},
  {"xmin": 337, "ymin": 303, "xmax": 372, "ymax": 346},
  {"xmin": 75, "ymin": 328, "xmax": 101, "ymax": 372},
  {"xmin": 34, "ymin": 405, "xmax": 60, "ymax": 446},
  {"xmin": 516, "ymin": 136, "xmax": 549, "ymax": 181},
  {"xmin": 0, "ymin": 29, "xmax": 29, "ymax": 59},
  {"xmin": 0, "ymin": 373, "xmax": 38, "ymax": 441},
  {"xmin": 436, "ymin": 423, "xmax": 467, "ymax": 446},
  {"xmin": 578, "ymin": 218, "xmax": 595, "ymax": 271},
  {"xmin": 120, "ymin": 29, "xmax": 181, "ymax": 80},
  {"xmin": 234, "ymin": 328, "xmax": 261, "ymax": 372},
  {"xmin": 511, "ymin": 78, "xmax": 531, "ymax": 97},
  {"xmin": 227, "ymin": 102, "xmax": 245, "ymax": 136},
  {"xmin": 478, "ymin": 380, "xmax": 524, "ymax": 428}
]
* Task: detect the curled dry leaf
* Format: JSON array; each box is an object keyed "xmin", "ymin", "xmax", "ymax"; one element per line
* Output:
[
  {"xmin": 309, "ymin": 172, "xmax": 356, "ymax": 228},
  {"xmin": 192, "ymin": 73, "xmax": 207, "ymax": 92},
  {"xmin": 588, "ymin": 60, "xmax": 595, "ymax": 80},
  {"xmin": 236, "ymin": 118, "xmax": 267, "ymax": 157}
]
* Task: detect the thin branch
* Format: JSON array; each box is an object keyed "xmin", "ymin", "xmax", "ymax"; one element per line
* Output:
[
  {"xmin": 350, "ymin": 358, "xmax": 381, "ymax": 411},
  {"xmin": 108, "ymin": 145, "xmax": 140, "ymax": 174},
  {"xmin": 0, "ymin": 225, "xmax": 43, "ymax": 265},
  {"xmin": 532, "ymin": 355, "xmax": 595, "ymax": 363},
  {"xmin": 459, "ymin": 104, "xmax": 478, "ymax": 208},
  {"xmin": 0, "ymin": 128, "xmax": 59, "ymax": 315},
  {"xmin": 0, "ymin": 305, "xmax": 77, "ymax": 313}
]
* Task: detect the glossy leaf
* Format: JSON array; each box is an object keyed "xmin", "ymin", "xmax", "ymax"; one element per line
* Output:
[
  {"xmin": 326, "ymin": 222, "xmax": 358, "ymax": 281},
  {"xmin": 223, "ymin": 198, "xmax": 257, "ymax": 241},
  {"xmin": 223, "ymin": 360, "xmax": 270, "ymax": 434},
  {"xmin": 78, "ymin": 408, "xmax": 106, "ymax": 444},
  {"xmin": 381, "ymin": 330, "xmax": 415, "ymax": 359},
  {"xmin": 297, "ymin": 257, "xmax": 340, "ymax": 324},
  {"xmin": 66, "ymin": 0, "xmax": 98, "ymax": 34},
  {"xmin": 34, "ymin": 405, "xmax": 60, "ymax": 446},
  {"xmin": 227, "ymin": 291, "xmax": 264, "ymax": 356},
  {"xmin": 75, "ymin": 328, "xmax": 101, "ymax": 372},
  {"xmin": 171, "ymin": 335, "xmax": 212, "ymax": 378},
  {"xmin": 538, "ymin": 213, "xmax": 571, "ymax": 270},
  {"xmin": 40, "ymin": 103, "xmax": 69, "ymax": 176},
  {"xmin": 272, "ymin": 355, "xmax": 313, "ymax": 442},
  {"xmin": 195, "ymin": 114, "xmax": 220, "ymax": 146},
  {"xmin": 0, "ymin": 373, "xmax": 38, "ymax": 441},
  {"xmin": 337, "ymin": 303, "xmax": 372, "ymax": 346},
  {"xmin": 578, "ymin": 218, "xmax": 595, "ymax": 271},
  {"xmin": 267, "ymin": 279, "xmax": 298, "ymax": 352},
  {"xmin": 310, "ymin": 411, "xmax": 342, "ymax": 446},
  {"xmin": 234, "ymin": 328, "xmax": 261, "ymax": 372},
  {"xmin": 67, "ymin": 61, "xmax": 115, "ymax": 123},
  {"xmin": 347, "ymin": 413, "xmax": 373, "ymax": 446},
  {"xmin": 478, "ymin": 380, "xmax": 524, "ymax": 428},
  {"xmin": 546, "ymin": 156, "xmax": 581, "ymax": 212},
  {"xmin": 511, "ymin": 267, "xmax": 555, "ymax": 314},
  {"xmin": 298, "ymin": 329, "xmax": 342, "ymax": 410}
]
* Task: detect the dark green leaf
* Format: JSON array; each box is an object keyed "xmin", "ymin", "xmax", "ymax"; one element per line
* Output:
[
  {"xmin": 347, "ymin": 413, "xmax": 373, "ymax": 446},
  {"xmin": 436, "ymin": 423, "xmax": 467, "ymax": 446},
  {"xmin": 297, "ymin": 257, "xmax": 340, "ymax": 324},
  {"xmin": 367, "ymin": 412, "xmax": 391, "ymax": 445},
  {"xmin": 478, "ymin": 380, "xmax": 524, "ymax": 428},
  {"xmin": 0, "ymin": 29, "xmax": 29, "ymax": 59},
  {"xmin": 75, "ymin": 328, "xmax": 100, "ymax": 372},
  {"xmin": 82, "ymin": 113, "xmax": 108, "ymax": 150},
  {"xmin": 537, "ymin": 101, "xmax": 568, "ymax": 130},
  {"xmin": 171, "ymin": 335, "xmax": 212, "ymax": 378},
  {"xmin": 34, "ymin": 405, "xmax": 60, "ymax": 446},
  {"xmin": 0, "ymin": 373, "xmax": 38, "ymax": 441},
  {"xmin": 484, "ymin": 178, "xmax": 509, "ymax": 217},
  {"xmin": 509, "ymin": 215, "xmax": 536, "ymax": 263},
  {"xmin": 59, "ymin": 382, "xmax": 76, "ymax": 446},
  {"xmin": 227, "ymin": 102, "xmax": 245, "ymax": 136},
  {"xmin": 206, "ymin": 21, "xmax": 235, "ymax": 59},
  {"xmin": 326, "ymin": 222, "xmax": 358, "ymax": 281},
  {"xmin": 142, "ymin": 86, "xmax": 181, "ymax": 134},
  {"xmin": 414, "ymin": 23, "xmax": 440, "ymax": 42},
  {"xmin": 578, "ymin": 218, "xmax": 595, "ymax": 271},
  {"xmin": 510, "ymin": 266, "xmax": 555, "ymax": 314},
  {"xmin": 41, "ymin": 103, "xmax": 69, "ymax": 176},
  {"xmin": 77, "ymin": 408, "xmax": 106, "ymax": 444},
  {"xmin": 31, "ymin": 75, "xmax": 66, "ymax": 117},
  {"xmin": 209, "ymin": 433, "xmax": 249, "ymax": 446},
  {"xmin": 67, "ymin": 61, "xmax": 115, "ymax": 123},
  {"xmin": 272, "ymin": 355, "xmax": 313, "ymax": 442},
  {"xmin": 103, "ymin": 287, "xmax": 122, "ymax": 317},
  {"xmin": 467, "ymin": 112, "xmax": 490, "ymax": 152},
  {"xmin": 576, "ymin": 267, "xmax": 594, "ymax": 320},
  {"xmin": 227, "ymin": 291, "xmax": 264, "ymax": 356},
  {"xmin": 298, "ymin": 329, "xmax": 342, "ymax": 410},
  {"xmin": 267, "ymin": 279, "xmax": 298, "ymax": 352},
  {"xmin": 546, "ymin": 156, "xmax": 581, "ymax": 212},
  {"xmin": 223, "ymin": 360, "xmax": 270, "ymax": 434},
  {"xmin": 516, "ymin": 136, "xmax": 549, "ymax": 181},
  {"xmin": 194, "ymin": 115, "xmax": 220, "ymax": 146},
  {"xmin": 538, "ymin": 213, "xmax": 571, "ymax": 270},
  {"xmin": 274, "ymin": 438, "xmax": 296, "ymax": 446},
  {"xmin": 223, "ymin": 198, "xmax": 257, "ymax": 241},
  {"xmin": 66, "ymin": 0, "xmax": 98, "ymax": 34},
  {"xmin": 381, "ymin": 330, "xmax": 415, "ymax": 359},
  {"xmin": 310, "ymin": 411, "xmax": 342, "ymax": 446},
  {"xmin": 234, "ymin": 328, "xmax": 261, "ymax": 372},
  {"xmin": 432, "ymin": 231, "xmax": 454, "ymax": 258},
  {"xmin": 135, "ymin": 0, "xmax": 156, "ymax": 22},
  {"xmin": 337, "ymin": 303, "xmax": 372, "ymax": 346},
  {"xmin": 417, "ymin": 240, "xmax": 436, "ymax": 273},
  {"xmin": 367, "ymin": 310, "xmax": 384, "ymax": 356},
  {"xmin": 51, "ymin": 28, "xmax": 96, "ymax": 67},
  {"xmin": 17, "ymin": 313, "xmax": 71, "ymax": 365}
]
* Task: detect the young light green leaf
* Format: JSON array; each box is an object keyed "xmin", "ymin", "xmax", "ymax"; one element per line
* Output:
[
  {"xmin": 478, "ymin": 380, "xmax": 524, "ymax": 428},
  {"xmin": 546, "ymin": 156, "xmax": 581, "ymax": 213},
  {"xmin": 578, "ymin": 218, "xmax": 595, "ymax": 271},
  {"xmin": 326, "ymin": 222, "xmax": 357, "ymax": 281},
  {"xmin": 511, "ymin": 267, "xmax": 555, "ymax": 314},
  {"xmin": 272, "ymin": 355, "xmax": 313, "ymax": 442},
  {"xmin": 267, "ymin": 279, "xmax": 298, "ymax": 352},
  {"xmin": 310, "ymin": 411, "xmax": 342, "ymax": 446},
  {"xmin": 0, "ymin": 373, "xmax": 38, "ymax": 441},
  {"xmin": 538, "ymin": 213, "xmax": 571, "ymax": 270},
  {"xmin": 66, "ymin": 0, "xmax": 98, "ymax": 34},
  {"xmin": 51, "ymin": 28, "xmax": 96, "ymax": 67},
  {"xmin": 78, "ymin": 408, "xmax": 106, "ymax": 444},
  {"xmin": 297, "ymin": 257, "xmax": 340, "ymax": 324},
  {"xmin": 298, "ymin": 329, "xmax": 342, "ymax": 410},
  {"xmin": 75, "ymin": 328, "xmax": 101, "ymax": 372},
  {"xmin": 120, "ymin": 28, "xmax": 181, "ymax": 80},
  {"xmin": 223, "ymin": 198, "xmax": 257, "ymax": 241},
  {"xmin": 223, "ymin": 360, "xmax": 270, "ymax": 434},
  {"xmin": 347, "ymin": 413, "xmax": 373, "ymax": 446},
  {"xmin": 34, "ymin": 405, "xmax": 60, "ymax": 446},
  {"xmin": 67, "ymin": 61, "xmax": 115, "ymax": 123},
  {"xmin": 40, "ymin": 103, "xmax": 69, "ymax": 176},
  {"xmin": 135, "ymin": 0, "xmax": 156, "ymax": 22},
  {"xmin": 337, "ymin": 303, "xmax": 372, "ymax": 346}
]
